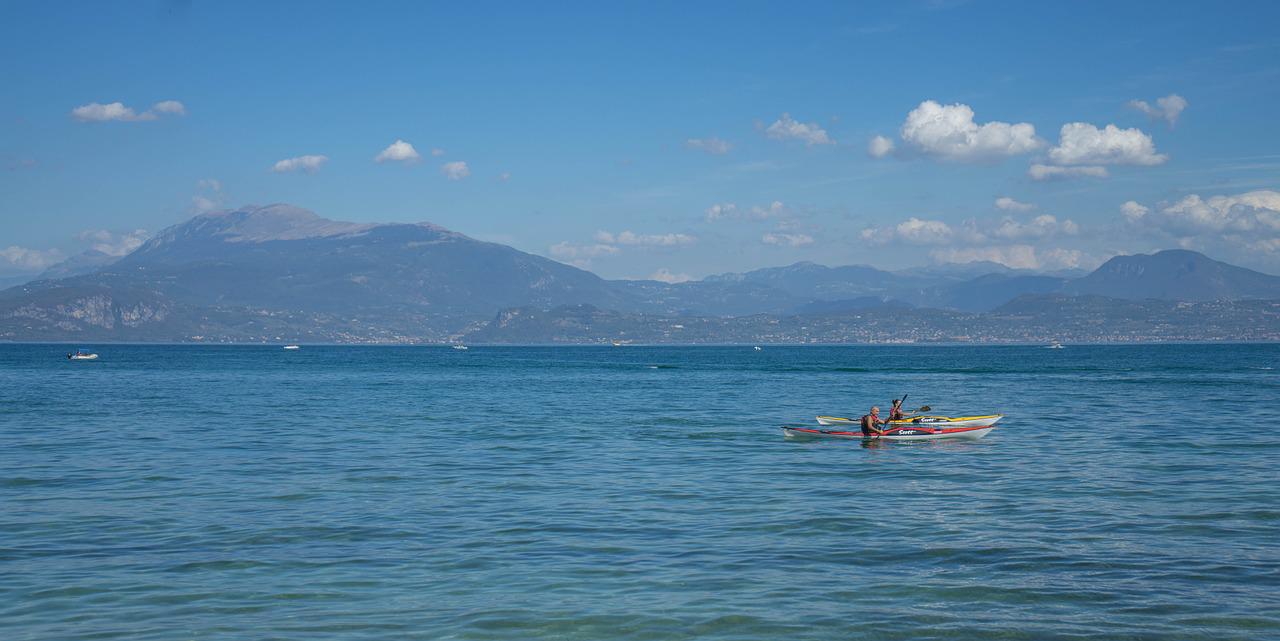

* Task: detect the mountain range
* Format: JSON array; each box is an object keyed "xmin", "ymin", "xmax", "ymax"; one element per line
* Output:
[{"xmin": 4, "ymin": 204, "xmax": 1279, "ymax": 343}]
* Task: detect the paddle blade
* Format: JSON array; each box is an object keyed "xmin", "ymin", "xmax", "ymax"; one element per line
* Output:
[{"xmin": 917, "ymin": 405, "xmax": 931, "ymax": 412}]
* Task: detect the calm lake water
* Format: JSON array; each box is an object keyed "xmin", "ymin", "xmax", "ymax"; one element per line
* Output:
[{"xmin": 2, "ymin": 344, "xmax": 1278, "ymax": 640}]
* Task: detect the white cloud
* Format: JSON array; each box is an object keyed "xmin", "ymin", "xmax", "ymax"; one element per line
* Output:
[
  {"xmin": 441, "ymin": 161, "xmax": 470, "ymax": 180},
  {"xmin": 0, "ymin": 246, "xmax": 65, "ymax": 272},
  {"xmin": 648, "ymin": 268, "xmax": 693, "ymax": 283},
  {"xmin": 71, "ymin": 100, "xmax": 185, "ymax": 122},
  {"xmin": 71, "ymin": 102, "xmax": 150, "ymax": 122},
  {"xmin": 553, "ymin": 228, "xmax": 696, "ymax": 267},
  {"xmin": 1047, "ymin": 123, "xmax": 1167, "ymax": 166},
  {"xmin": 1120, "ymin": 200, "xmax": 1149, "ymax": 222},
  {"xmin": 867, "ymin": 135, "xmax": 895, "ymax": 158},
  {"xmin": 1119, "ymin": 190, "xmax": 1280, "ymax": 257},
  {"xmin": 995, "ymin": 197, "xmax": 1035, "ymax": 212},
  {"xmin": 929, "ymin": 245, "xmax": 1084, "ymax": 271},
  {"xmin": 704, "ymin": 203, "xmax": 738, "ymax": 221},
  {"xmin": 762, "ymin": 232, "xmax": 815, "ymax": 247},
  {"xmin": 863, "ymin": 217, "xmax": 956, "ymax": 245},
  {"xmin": 431, "ymin": 148, "xmax": 446, "ymax": 157},
  {"xmin": 151, "ymin": 100, "xmax": 187, "ymax": 116},
  {"xmin": 77, "ymin": 229, "xmax": 149, "ymax": 256},
  {"xmin": 1128, "ymin": 94, "xmax": 1187, "ymax": 127},
  {"xmin": 1155, "ymin": 190, "xmax": 1280, "ymax": 234},
  {"xmin": 895, "ymin": 217, "xmax": 954, "ymax": 244},
  {"xmin": 899, "ymin": 100, "xmax": 1041, "ymax": 160},
  {"xmin": 595, "ymin": 230, "xmax": 696, "ymax": 247},
  {"xmin": 549, "ymin": 241, "xmax": 619, "ymax": 260},
  {"xmin": 991, "ymin": 214, "xmax": 1078, "ymax": 240},
  {"xmin": 704, "ymin": 201, "xmax": 787, "ymax": 222},
  {"xmin": 765, "ymin": 113, "xmax": 834, "ymax": 146},
  {"xmin": 375, "ymin": 139, "xmax": 421, "ymax": 164},
  {"xmin": 1028, "ymin": 164, "xmax": 1109, "ymax": 181},
  {"xmin": 191, "ymin": 178, "xmax": 224, "ymax": 213},
  {"xmin": 686, "ymin": 137, "xmax": 733, "ymax": 154},
  {"xmin": 271, "ymin": 154, "xmax": 329, "ymax": 174},
  {"xmin": 863, "ymin": 210, "xmax": 1079, "ymax": 253}
]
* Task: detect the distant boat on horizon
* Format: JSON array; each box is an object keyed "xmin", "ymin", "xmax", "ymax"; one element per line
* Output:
[
  {"xmin": 67, "ymin": 348, "xmax": 98, "ymax": 360},
  {"xmin": 1046, "ymin": 341, "xmax": 1065, "ymax": 349},
  {"xmin": 283, "ymin": 345, "xmax": 301, "ymax": 350},
  {"xmin": 451, "ymin": 344, "xmax": 469, "ymax": 350}
]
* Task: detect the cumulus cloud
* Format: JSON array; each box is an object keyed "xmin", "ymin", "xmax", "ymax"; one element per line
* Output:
[
  {"xmin": 595, "ymin": 230, "xmax": 696, "ymax": 247},
  {"xmin": 552, "ymin": 228, "xmax": 696, "ymax": 267},
  {"xmin": 71, "ymin": 100, "xmax": 186, "ymax": 122},
  {"xmin": 151, "ymin": 100, "xmax": 186, "ymax": 116},
  {"xmin": 861, "ymin": 217, "xmax": 957, "ymax": 245},
  {"xmin": 549, "ymin": 241, "xmax": 619, "ymax": 268},
  {"xmin": 930, "ymin": 245, "xmax": 1084, "ymax": 271},
  {"xmin": 899, "ymin": 100, "xmax": 1041, "ymax": 160},
  {"xmin": 704, "ymin": 201, "xmax": 787, "ymax": 223},
  {"xmin": 431, "ymin": 148, "xmax": 446, "ymax": 157},
  {"xmin": 0, "ymin": 246, "xmax": 65, "ymax": 273},
  {"xmin": 991, "ymin": 214, "xmax": 1078, "ymax": 240},
  {"xmin": 765, "ymin": 113, "xmax": 834, "ymax": 146},
  {"xmin": 894, "ymin": 217, "xmax": 955, "ymax": 244},
  {"xmin": 1120, "ymin": 200, "xmax": 1149, "ymax": 222},
  {"xmin": 375, "ymin": 139, "xmax": 421, "ymax": 164},
  {"xmin": 1153, "ymin": 190, "xmax": 1280, "ymax": 235},
  {"xmin": 648, "ymin": 268, "xmax": 693, "ymax": 283},
  {"xmin": 1121, "ymin": 190, "xmax": 1280, "ymax": 257},
  {"xmin": 995, "ymin": 197, "xmax": 1035, "ymax": 212},
  {"xmin": 191, "ymin": 178, "xmax": 224, "ymax": 213},
  {"xmin": 271, "ymin": 154, "xmax": 329, "ymax": 174},
  {"xmin": 77, "ymin": 229, "xmax": 149, "ymax": 256},
  {"xmin": 686, "ymin": 137, "xmax": 733, "ymax": 155},
  {"xmin": 441, "ymin": 161, "xmax": 470, "ymax": 180},
  {"xmin": 1128, "ymin": 94, "xmax": 1187, "ymax": 127},
  {"xmin": 1047, "ymin": 123, "xmax": 1167, "ymax": 166},
  {"xmin": 762, "ymin": 232, "xmax": 815, "ymax": 247},
  {"xmin": 867, "ymin": 135, "xmax": 895, "ymax": 158},
  {"xmin": 1028, "ymin": 164, "xmax": 1109, "ymax": 181}
]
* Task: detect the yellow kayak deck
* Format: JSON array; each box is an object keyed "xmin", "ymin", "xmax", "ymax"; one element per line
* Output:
[{"xmin": 816, "ymin": 414, "xmax": 1003, "ymax": 425}]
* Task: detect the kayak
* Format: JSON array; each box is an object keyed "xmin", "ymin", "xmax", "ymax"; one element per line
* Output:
[
  {"xmin": 782, "ymin": 424, "xmax": 995, "ymax": 441},
  {"xmin": 816, "ymin": 414, "xmax": 1002, "ymax": 428}
]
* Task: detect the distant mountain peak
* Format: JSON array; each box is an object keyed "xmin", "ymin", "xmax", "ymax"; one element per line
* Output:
[
  {"xmin": 1067, "ymin": 248, "xmax": 1280, "ymax": 301},
  {"xmin": 186, "ymin": 204, "xmax": 376, "ymax": 243}
]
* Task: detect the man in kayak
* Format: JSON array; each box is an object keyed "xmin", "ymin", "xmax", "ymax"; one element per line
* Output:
[{"xmin": 860, "ymin": 406, "xmax": 887, "ymax": 436}]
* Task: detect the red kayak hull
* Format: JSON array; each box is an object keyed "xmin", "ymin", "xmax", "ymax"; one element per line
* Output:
[{"xmin": 781, "ymin": 424, "xmax": 995, "ymax": 441}]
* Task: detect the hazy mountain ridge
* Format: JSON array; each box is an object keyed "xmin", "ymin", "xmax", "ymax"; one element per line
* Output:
[{"xmin": 3, "ymin": 205, "xmax": 1279, "ymax": 343}]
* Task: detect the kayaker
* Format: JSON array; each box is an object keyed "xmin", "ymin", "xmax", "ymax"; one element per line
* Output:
[
  {"xmin": 889, "ymin": 398, "xmax": 913, "ymax": 421},
  {"xmin": 860, "ymin": 406, "xmax": 886, "ymax": 436}
]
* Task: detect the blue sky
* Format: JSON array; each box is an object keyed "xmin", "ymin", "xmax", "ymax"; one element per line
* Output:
[{"xmin": 3, "ymin": 1, "xmax": 1280, "ymax": 281}]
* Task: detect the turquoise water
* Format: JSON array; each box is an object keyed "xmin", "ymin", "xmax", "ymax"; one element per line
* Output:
[{"xmin": 2, "ymin": 344, "xmax": 1278, "ymax": 640}]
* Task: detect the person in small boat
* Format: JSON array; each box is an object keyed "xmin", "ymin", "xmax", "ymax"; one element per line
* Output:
[
  {"xmin": 860, "ymin": 406, "xmax": 886, "ymax": 436},
  {"xmin": 888, "ymin": 398, "xmax": 913, "ymax": 421}
]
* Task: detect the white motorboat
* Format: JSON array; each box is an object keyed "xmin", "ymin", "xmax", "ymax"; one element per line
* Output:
[
  {"xmin": 67, "ymin": 349, "xmax": 98, "ymax": 361},
  {"xmin": 283, "ymin": 345, "xmax": 301, "ymax": 350},
  {"xmin": 452, "ymin": 344, "xmax": 469, "ymax": 350}
]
